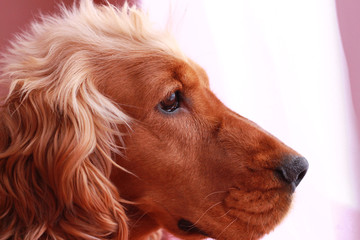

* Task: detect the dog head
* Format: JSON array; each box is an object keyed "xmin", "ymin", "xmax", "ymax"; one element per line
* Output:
[
  {"xmin": 0, "ymin": 1, "xmax": 308, "ymax": 239},
  {"xmin": 106, "ymin": 52, "xmax": 309, "ymax": 239}
]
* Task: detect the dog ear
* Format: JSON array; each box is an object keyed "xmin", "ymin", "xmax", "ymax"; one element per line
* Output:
[{"xmin": 0, "ymin": 40, "xmax": 129, "ymax": 240}]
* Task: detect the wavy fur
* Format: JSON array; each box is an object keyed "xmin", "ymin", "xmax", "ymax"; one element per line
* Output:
[{"xmin": 0, "ymin": 1, "xmax": 171, "ymax": 239}]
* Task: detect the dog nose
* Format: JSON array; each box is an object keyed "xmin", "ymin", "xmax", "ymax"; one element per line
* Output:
[{"xmin": 275, "ymin": 156, "xmax": 309, "ymax": 189}]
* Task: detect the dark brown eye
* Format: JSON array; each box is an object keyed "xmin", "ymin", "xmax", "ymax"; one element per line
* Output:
[{"xmin": 159, "ymin": 91, "xmax": 180, "ymax": 113}]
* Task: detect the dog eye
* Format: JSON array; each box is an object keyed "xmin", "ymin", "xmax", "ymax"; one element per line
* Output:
[{"xmin": 159, "ymin": 91, "xmax": 180, "ymax": 113}]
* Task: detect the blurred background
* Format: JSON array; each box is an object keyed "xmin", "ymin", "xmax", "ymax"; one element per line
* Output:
[{"xmin": 1, "ymin": 0, "xmax": 359, "ymax": 239}]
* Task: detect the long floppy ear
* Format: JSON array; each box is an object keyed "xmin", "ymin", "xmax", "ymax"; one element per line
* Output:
[{"xmin": 0, "ymin": 16, "xmax": 129, "ymax": 240}]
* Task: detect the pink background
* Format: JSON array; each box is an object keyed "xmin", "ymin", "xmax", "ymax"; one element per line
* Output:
[
  {"xmin": 0, "ymin": 0, "xmax": 359, "ymax": 239},
  {"xmin": 336, "ymin": 0, "xmax": 360, "ymax": 235},
  {"xmin": 336, "ymin": 0, "xmax": 360, "ymax": 176}
]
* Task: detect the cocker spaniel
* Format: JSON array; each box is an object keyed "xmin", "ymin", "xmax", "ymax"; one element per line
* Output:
[{"xmin": 0, "ymin": 1, "xmax": 308, "ymax": 239}]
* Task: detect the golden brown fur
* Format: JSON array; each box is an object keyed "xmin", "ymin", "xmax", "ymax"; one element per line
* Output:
[{"xmin": 0, "ymin": 1, "xmax": 307, "ymax": 240}]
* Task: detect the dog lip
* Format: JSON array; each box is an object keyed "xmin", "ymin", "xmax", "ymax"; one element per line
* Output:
[{"xmin": 177, "ymin": 218, "xmax": 209, "ymax": 236}]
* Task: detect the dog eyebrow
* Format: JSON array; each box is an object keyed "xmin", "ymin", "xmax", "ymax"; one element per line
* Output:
[{"xmin": 159, "ymin": 82, "xmax": 183, "ymax": 101}]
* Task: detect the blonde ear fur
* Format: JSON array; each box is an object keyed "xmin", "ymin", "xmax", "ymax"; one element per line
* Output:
[{"xmin": 0, "ymin": 1, "xmax": 170, "ymax": 239}]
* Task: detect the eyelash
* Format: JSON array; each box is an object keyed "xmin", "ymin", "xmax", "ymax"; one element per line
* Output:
[{"xmin": 158, "ymin": 90, "xmax": 181, "ymax": 113}]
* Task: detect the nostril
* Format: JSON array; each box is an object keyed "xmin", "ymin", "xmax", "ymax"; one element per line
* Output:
[
  {"xmin": 295, "ymin": 168, "xmax": 307, "ymax": 186},
  {"xmin": 275, "ymin": 156, "xmax": 309, "ymax": 188}
]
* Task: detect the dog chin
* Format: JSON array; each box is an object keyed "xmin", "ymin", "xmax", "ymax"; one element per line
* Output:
[
  {"xmin": 174, "ymin": 219, "xmax": 273, "ymax": 240},
  {"xmin": 169, "ymin": 196, "xmax": 292, "ymax": 239}
]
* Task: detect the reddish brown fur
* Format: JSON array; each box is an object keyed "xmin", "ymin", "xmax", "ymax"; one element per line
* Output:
[
  {"xmin": 105, "ymin": 54, "xmax": 298, "ymax": 240},
  {"xmin": 0, "ymin": 1, "xmax": 304, "ymax": 240}
]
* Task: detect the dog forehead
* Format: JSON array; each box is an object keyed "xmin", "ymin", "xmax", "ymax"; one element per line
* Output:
[
  {"xmin": 130, "ymin": 55, "xmax": 206, "ymax": 91},
  {"xmin": 186, "ymin": 60, "xmax": 210, "ymax": 88},
  {"xmin": 94, "ymin": 42, "xmax": 209, "ymax": 111},
  {"xmin": 155, "ymin": 56, "xmax": 209, "ymax": 89}
]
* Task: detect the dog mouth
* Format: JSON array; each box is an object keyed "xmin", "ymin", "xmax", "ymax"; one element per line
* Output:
[
  {"xmin": 177, "ymin": 218, "xmax": 209, "ymax": 237},
  {"xmin": 175, "ymin": 187, "xmax": 292, "ymax": 239}
]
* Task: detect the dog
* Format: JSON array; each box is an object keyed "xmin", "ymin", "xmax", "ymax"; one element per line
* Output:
[{"xmin": 0, "ymin": 1, "xmax": 308, "ymax": 239}]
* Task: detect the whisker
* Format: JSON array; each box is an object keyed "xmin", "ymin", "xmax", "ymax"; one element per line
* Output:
[
  {"xmin": 130, "ymin": 211, "xmax": 148, "ymax": 230},
  {"xmin": 218, "ymin": 209, "xmax": 231, "ymax": 218},
  {"xmin": 216, "ymin": 217, "xmax": 238, "ymax": 239},
  {"xmin": 204, "ymin": 190, "xmax": 227, "ymax": 200},
  {"xmin": 191, "ymin": 201, "xmax": 222, "ymax": 227}
]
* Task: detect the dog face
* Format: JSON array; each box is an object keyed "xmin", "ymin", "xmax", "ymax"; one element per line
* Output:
[
  {"xmin": 103, "ymin": 54, "xmax": 308, "ymax": 239},
  {"xmin": 0, "ymin": 1, "xmax": 308, "ymax": 240}
]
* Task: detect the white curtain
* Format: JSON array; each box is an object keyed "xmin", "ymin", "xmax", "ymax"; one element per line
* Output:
[{"xmin": 142, "ymin": 0, "xmax": 359, "ymax": 239}]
